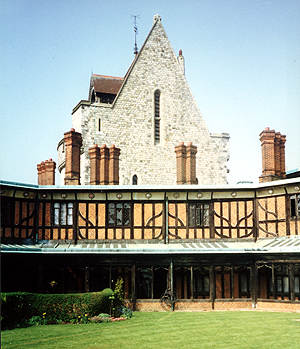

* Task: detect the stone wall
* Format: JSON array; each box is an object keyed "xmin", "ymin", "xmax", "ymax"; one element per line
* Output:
[{"xmin": 59, "ymin": 15, "xmax": 230, "ymax": 186}]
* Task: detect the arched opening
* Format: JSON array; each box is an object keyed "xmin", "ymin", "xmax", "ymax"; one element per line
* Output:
[
  {"xmin": 132, "ymin": 175, "xmax": 138, "ymax": 185},
  {"xmin": 154, "ymin": 90, "xmax": 160, "ymax": 144}
]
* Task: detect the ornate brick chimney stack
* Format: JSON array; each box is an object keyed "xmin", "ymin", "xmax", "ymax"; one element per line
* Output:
[
  {"xmin": 37, "ymin": 159, "xmax": 56, "ymax": 185},
  {"xmin": 259, "ymin": 127, "xmax": 286, "ymax": 183},
  {"xmin": 37, "ymin": 163, "xmax": 43, "ymax": 185},
  {"xmin": 109, "ymin": 145, "xmax": 121, "ymax": 185},
  {"xmin": 88, "ymin": 145, "xmax": 100, "ymax": 185},
  {"xmin": 45, "ymin": 159, "xmax": 56, "ymax": 185},
  {"xmin": 64, "ymin": 128, "xmax": 82, "ymax": 185},
  {"xmin": 100, "ymin": 144, "xmax": 109, "ymax": 185},
  {"xmin": 175, "ymin": 142, "xmax": 198, "ymax": 184},
  {"xmin": 186, "ymin": 142, "xmax": 197, "ymax": 184},
  {"xmin": 175, "ymin": 142, "xmax": 187, "ymax": 184}
]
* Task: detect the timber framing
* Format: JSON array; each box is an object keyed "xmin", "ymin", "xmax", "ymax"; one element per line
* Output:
[{"xmin": 1, "ymin": 178, "xmax": 300, "ymax": 311}]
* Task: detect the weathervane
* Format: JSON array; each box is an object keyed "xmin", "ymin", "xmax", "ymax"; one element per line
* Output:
[{"xmin": 132, "ymin": 15, "xmax": 139, "ymax": 55}]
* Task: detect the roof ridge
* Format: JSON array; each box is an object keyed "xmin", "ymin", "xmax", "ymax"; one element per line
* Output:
[{"xmin": 92, "ymin": 74, "xmax": 123, "ymax": 80}]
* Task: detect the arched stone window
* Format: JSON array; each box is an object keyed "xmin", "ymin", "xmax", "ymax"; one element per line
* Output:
[
  {"xmin": 132, "ymin": 174, "xmax": 138, "ymax": 185},
  {"xmin": 154, "ymin": 90, "xmax": 160, "ymax": 144}
]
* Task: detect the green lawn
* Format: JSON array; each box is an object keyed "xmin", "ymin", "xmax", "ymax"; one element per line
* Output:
[{"xmin": 2, "ymin": 311, "xmax": 300, "ymax": 349}]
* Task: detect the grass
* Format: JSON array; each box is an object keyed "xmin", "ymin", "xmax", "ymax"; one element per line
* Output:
[{"xmin": 2, "ymin": 311, "xmax": 300, "ymax": 349}]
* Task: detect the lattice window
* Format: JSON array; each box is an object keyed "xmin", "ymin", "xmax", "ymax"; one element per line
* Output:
[
  {"xmin": 188, "ymin": 203, "xmax": 209, "ymax": 227},
  {"xmin": 154, "ymin": 90, "xmax": 160, "ymax": 144},
  {"xmin": 108, "ymin": 202, "xmax": 131, "ymax": 227},
  {"xmin": 53, "ymin": 202, "xmax": 73, "ymax": 226},
  {"xmin": 291, "ymin": 194, "xmax": 300, "ymax": 218}
]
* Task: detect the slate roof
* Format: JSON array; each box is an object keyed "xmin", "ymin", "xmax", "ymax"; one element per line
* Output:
[{"xmin": 1, "ymin": 236, "xmax": 300, "ymax": 255}]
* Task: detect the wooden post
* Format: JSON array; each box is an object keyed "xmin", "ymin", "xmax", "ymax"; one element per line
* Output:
[
  {"xmin": 165, "ymin": 197, "xmax": 169, "ymax": 244},
  {"xmin": 290, "ymin": 263, "xmax": 295, "ymax": 302},
  {"xmin": 151, "ymin": 266, "xmax": 154, "ymax": 299},
  {"xmin": 84, "ymin": 266, "xmax": 90, "ymax": 292},
  {"xmin": 251, "ymin": 263, "xmax": 257, "ymax": 308},
  {"xmin": 231, "ymin": 265, "xmax": 234, "ymax": 299},
  {"xmin": 170, "ymin": 259, "xmax": 174, "ymax": 311},
  {"xmin": 109, "ymin": 265, "xmax": 112, "ymax": 289},
  {"xmin": 272, "ymin": 264, "xmax": 276, "ymax": 299},
  {"xmin": 209, "ymin": 202, "xmax": 215, "ymax": 239},
  {"xmin": 131, "ymin": 264, "xmax": 136, "ymax": 310},
  {"xmin": 209, "ymin": 266, "xmax": 215, "ymax": 309},
  {"xmin": 253, "ymin": 197, "xmax": 259, "ymax": 241},
  {"xmin": 190, "ymin": 266, "xmax": 194, "ymax": 299}
]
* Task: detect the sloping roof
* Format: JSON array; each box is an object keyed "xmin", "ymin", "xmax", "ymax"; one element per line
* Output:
[
  {"xmin": 90, "ymin": 74, "xmax": 123, "ymax": 95},
  {"xmin": 2, "ymin": 237, "xmax": 300, "ymax": 255}
]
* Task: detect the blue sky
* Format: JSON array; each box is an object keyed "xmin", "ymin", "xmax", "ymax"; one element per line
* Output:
[{"xmin": 1, "ymin": 0, "xmax": 299, "ymax": 185}]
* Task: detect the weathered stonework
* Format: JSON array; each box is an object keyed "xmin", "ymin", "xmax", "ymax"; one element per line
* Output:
[{"xmin": 57, "ymin": 15, "xmax": 230, "ymax": 185}]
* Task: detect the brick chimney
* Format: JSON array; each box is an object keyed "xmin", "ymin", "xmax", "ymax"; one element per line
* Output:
[
  {"xmin": 64, "ymin": 128, "xmax": 82, "ymax": 185},
  {"xmin": 259, "ymin": 127, "xmax": 286, "ymax": 183},
  {"xmin": 186, "ymin": 142, "xmax": 197, "ymax": 184},
  {"xmin": 45, "ymin": 159, "xmax": 56, "ymax": 185},
  {"xmin": 109, "ymin": 145, "xmax": 121, "ymax": 185},
  {"xmin": 89, "ymin": 145, "xmax": 100, "ymax": 185},
  {"xmin": 37, "ymin": 163, "xmax": 43, "ymax": 185},
  {"xmin": 100, "ymin": 144, "xmax": 109, "ymax": 185},
  {"xmin": 41, "ymin": 161, "xmax": 46, "ymax": 185},
  {"xmin": 175, "ymin": 142, "xmax": 187, "ymax": 184}
]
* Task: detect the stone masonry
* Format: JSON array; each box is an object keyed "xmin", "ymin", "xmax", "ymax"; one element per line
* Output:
[{"xmin": 57, "ymin": 15, "xmax": 230, "ymax": 185}]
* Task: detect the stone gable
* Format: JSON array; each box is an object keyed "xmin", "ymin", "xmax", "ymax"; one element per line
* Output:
[{"xmin": 58, "ymin": 15, "xmax": 229, "ymax": 185}]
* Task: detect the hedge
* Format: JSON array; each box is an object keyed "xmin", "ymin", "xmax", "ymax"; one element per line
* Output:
[{"xmin": 1, "ymin": 288, "xmax": 113, "ymax": 329}]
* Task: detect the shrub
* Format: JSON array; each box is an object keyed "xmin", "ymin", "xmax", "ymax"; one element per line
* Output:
[{"xmin": 1, "ymin": 289, "xmax": 114, "ymax": 329}]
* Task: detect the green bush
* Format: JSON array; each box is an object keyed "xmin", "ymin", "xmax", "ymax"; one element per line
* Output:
[{"xmin": 1, "ymin": 289, "xmax": 113, "ymax": 329}]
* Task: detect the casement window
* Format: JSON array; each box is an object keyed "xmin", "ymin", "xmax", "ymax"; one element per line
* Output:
[
  {"xmin": 107, "ymin": 202, "xmax": 131, "ymax": 227},
  {"xmin": 154, "ymin": 90, "xmax": 160, "ymax": 144},
  {"xmin": 291, "ymin": 194, "xmax": 300, "ymax": 218},
  {"xmin": 53, "ymin": 202, "xmax": 73, "ymax": 226},
  {"xmin": 188, "ymin": 202, "xmax": 209, "ymax": 227}
]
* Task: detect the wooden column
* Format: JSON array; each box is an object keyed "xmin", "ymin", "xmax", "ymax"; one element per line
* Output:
[
  {"xmin": 131, "ymin": 264, "xmax": 136, "ymax": 310},
  {"xmin": 84, "ymin": 266, "xmax": 90, "ymax": 292},
  {"xmin": 151, "ymin": 266, "xmax": 154, "ymax": 299},
  {"xmin": 290, "ymin": 263, "xmax": 295, "ymax": 302},
  {"xmin": 209, "ymin": 266, "xmax": 215, "ymax": 309},
  {"xmin": 209, "ymin": 202, "xmax": 215, "ymax": 239},
  {"xmin": 109, "ymin": 265, "xmax": 112, "ymax": 289},
  {"xmin": 230, "ymin": 265, "xmax": 234, "ymax": 299},
  {"xmin": 272, "ymin": 264, "xmax": 276, "ymax": 299},
  {"xmin": 190, "ymin": 266, "xmax": 194, "ymax": 299},
  {"xmin": 170, "ymin": 259, "xmax": 174, "ymax": 311},
  {"xmin": 251, "ymin": 263, "xmax": 257, "ymax": 308}
]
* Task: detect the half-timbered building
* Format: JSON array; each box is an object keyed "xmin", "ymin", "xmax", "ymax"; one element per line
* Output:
[{"xmin": 1, "ymin": 178, "xmax": 300, "ymax": 311}]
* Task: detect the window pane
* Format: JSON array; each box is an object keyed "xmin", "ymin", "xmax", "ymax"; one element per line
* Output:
[
  {"xmin": 67, "ymin": 203, "xmax": 73, "ymax": 225},
  {"xmin": 54, "ymin": 205, "xmax": 60, "ymax": 225},
  {"xmin": 283, "ymin": 276, "xmax": 289, "ymax": 293},
  {"xmin": 116, "ymin": 203, "xmax": 123, "ymax": 226},
  {"xmin": 295, "ymin": 276, "xmax": 300, "ymax": 293},
  {"xmin": 61, "ymin": 203, "xmax": 67, "ymax": 225},
  {"xmin": 108, "ymin": 203, "xmax": 115, "ymax": 225}
]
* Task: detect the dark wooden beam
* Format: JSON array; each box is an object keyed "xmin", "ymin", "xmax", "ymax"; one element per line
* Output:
[
  {"xmin": 290, "ymin": 263, "xmax": 295, "ymax": 302},
  {"xmin": 190, "ymin": 266, "xmax": 194, "ymax": 300},
  {"xmin": 84, "ymin": 266, "xmax": 90, "ymax": 292},
  {"xmin": 209, "ymin": 265, "xmax": 215, "ymax": 309},
  {"xmin": 251, "ymin": 263, "xmax": 257, "ymax": 308}
]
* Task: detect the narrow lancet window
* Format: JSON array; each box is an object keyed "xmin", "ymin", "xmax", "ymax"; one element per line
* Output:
[
  {"xmin": 98, "ymin": 118, "xmax": 101, "ymax": 132},
  {"xmin": 132, "ymin": 175, "xmax": 138, "ymax": 185},
  {"xmin": 154, "ymin": 90, "xmax": 160, "ymax": 144}
]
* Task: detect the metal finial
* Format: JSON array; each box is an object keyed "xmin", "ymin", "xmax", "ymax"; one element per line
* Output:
[{"xmin": 132, "ymin": 15, "xmax": 139, "ymax": 55}]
